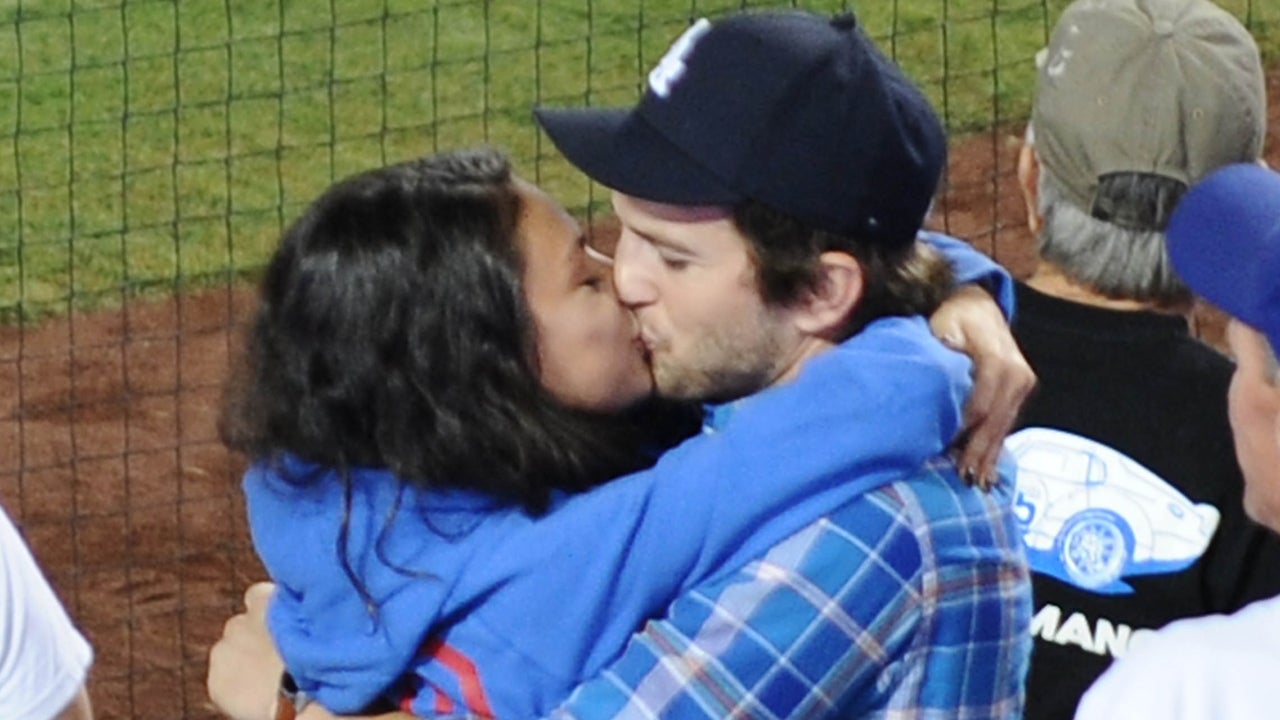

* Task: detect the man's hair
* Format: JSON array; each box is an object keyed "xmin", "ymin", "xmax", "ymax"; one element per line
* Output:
[
  {"xmin": 1038, "ymin": 165, "xmax": 1192, "ymax": 308},
  {"xmin": 220, "ymin": 147, "xmax": 685, "ymax": 515},
  {"xmin": 731, "ymin": 199, "xmax": 952, "ymax": 339}
]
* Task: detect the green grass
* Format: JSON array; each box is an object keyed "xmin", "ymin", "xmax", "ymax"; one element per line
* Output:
[{"xmin": 1, "ymin": 0, "xmax": 1277, "ymax": 323}]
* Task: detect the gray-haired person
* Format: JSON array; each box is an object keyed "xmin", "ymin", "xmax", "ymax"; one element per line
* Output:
[
  {"xmin": 1006, "ymin": 0, "xmax": 1280, "ymax": 717},
  {"xmin": 1075, "ymin": 162, "xmax": 1280, "ymax": 718}
]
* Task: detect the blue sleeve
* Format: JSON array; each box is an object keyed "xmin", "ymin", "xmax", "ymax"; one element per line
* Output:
[
  {"xmin": 245, "ymin": 465, "xmax": 457, "ymax": 714},
  {"xmin": 923, "ymin": 232, "xmax": 1015, "ymax": 320}
]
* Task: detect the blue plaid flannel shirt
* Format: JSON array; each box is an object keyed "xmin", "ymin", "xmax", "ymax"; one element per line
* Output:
[{"xmin": 548, "ymin": 460, "xmax": 1032, "ymax": 720}]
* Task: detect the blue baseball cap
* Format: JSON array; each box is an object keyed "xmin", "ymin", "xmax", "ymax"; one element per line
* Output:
[
  {"xmin": 534, "ymin": 11, "xmax": 946, "ymax": 248},
  {"xmin": 1167, "ymin": 163, "xmax": 1280, "ymax": 351}
]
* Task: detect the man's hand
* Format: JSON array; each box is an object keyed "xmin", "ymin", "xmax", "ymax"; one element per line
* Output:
[
  {"xmin": 931, "ymin": 284, "xmax": 1036, "ymax": 489},
  {"xmin": 207, "ymin": 582, "xmax": 284, "ymax": 720}
]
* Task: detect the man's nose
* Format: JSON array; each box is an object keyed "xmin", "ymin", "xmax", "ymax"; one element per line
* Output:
[{"xmin": 613, "ymin": 232, "xmax": 657, "ymax": 307}]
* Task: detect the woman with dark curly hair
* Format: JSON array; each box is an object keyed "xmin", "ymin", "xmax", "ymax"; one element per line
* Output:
[
  {"xmin": 222, "ymin": 147, "xmax": 1002, "ymax": 720},
  {"xmin": 222, "ymin": 148, "xmax": 679, "ymax": 524}
]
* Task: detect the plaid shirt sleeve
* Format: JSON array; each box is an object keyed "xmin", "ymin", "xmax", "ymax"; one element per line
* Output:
[{"xmin": 548, "ymin": 463, "xmax": 1032, "ymax": 720}]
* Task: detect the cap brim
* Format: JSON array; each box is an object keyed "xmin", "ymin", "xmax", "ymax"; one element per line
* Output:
[
  {"xmin": 534, "ymin": 106, "xmax": 741, "ymax": 206},
  {"xmin": 1167, "ymin": 163, "xmax": 1280, "ymax": 348}
]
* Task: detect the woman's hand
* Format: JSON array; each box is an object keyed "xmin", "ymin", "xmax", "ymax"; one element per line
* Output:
[
  {"xmin": 931, "ymin": 284, "xmax": 1037, "ymax": 489},
  {"xmin": 207, "ymin": 583, "xmax": 418, "ymax": 720},
  {"xmin": 207, "ymin": 582, "xmax": 284, "ymax": 720}
]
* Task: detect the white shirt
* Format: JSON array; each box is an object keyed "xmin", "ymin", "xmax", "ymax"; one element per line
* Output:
[
  {"xmin": 1076, "ymin": 594, "xmax": 1280, "ymax": 719},
  {"xmin": 0, "ymin": 506, "xmax": 93, "ymax": 720}
]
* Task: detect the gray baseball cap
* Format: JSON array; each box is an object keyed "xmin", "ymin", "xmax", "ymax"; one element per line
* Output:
[{"xmin": 1032, "ymin": 0, "xmax": 1264, "ymax": 229}]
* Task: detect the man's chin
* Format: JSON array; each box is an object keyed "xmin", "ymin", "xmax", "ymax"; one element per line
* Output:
[
  {"xmin": 651, "ymin": 377, "xmax": 703, "ymax": 403},
  {"xmin": 653, "ymin": 371, "xmax": 724, "ymax": 404},
  {"xmin": 655, "ymin": 365, "xmax": 773, "ymax": 405}
]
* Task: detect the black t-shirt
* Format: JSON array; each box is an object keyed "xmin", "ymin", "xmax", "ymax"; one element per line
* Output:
[{"xmin": 1012, "ymin": 283, "xmax": 1280, "ymax": 720}]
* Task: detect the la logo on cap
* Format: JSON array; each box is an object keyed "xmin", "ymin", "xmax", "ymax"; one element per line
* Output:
[{"xmin": 647, "ymin": 18, "xmax": 711, "ymax": 98}]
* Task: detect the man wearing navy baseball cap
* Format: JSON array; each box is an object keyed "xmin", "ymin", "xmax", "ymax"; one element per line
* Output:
[
  {"xmin": 536, "ymin": 10, "xmax": 1033, "ymax": 718},
  {"xmin": 1074, "ymin": 163, "xmax": 1280, "ymax": 719},
  {"xmin": 193, "ymin": 10, "xmax": 1035, "ymax": 720},
  {"xmin": 537, "ymin": 12, "xmax": 944, "ymax": 249},
  {"xmin": 538, "ymin": 12, "xmax": 1035, "ymax": 468}
]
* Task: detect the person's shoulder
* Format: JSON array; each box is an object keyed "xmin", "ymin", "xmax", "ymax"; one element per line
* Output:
[
  {"xmin": 819, "ymin": 463, "xmax": 989, "ymax": 528},
  {"xmin": 1097, "ymin": 596, "xmax": 1280, "ymax": 691},
  {"xmin": 806, "ymin": 465, "xmax": 1027, "ymax": 614},
  {"xmin": 795, "ymin": 482, "xmax": 931, "ymax": 581},
  {"xmin": 242, "ymin": 455, "xmax": 400, "ymax": 527},
  {"xmin": 814, "ymin": 465, "xmax": 1002, "ymax": 575},
  {"xmin": 885, "ymin": 460, "xmax": 1014, "ymax": 525},
  {"xmin": 1141, "ymin": 595, "xmax": 1280, "ymax": 657},
  {"xmin": 874, "ymin": 461, "xmax": 1026, "ymax": 569},
  {"xmin": 1078, "ymin": 597, "xmax": 1280, "ymax": 719},
  {"xmin": 1170, "ymin": 332, "xmax": 1235, "ymax": 384}
]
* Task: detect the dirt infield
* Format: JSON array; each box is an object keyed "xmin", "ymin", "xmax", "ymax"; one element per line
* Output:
[
  {"xmin": 0, "ymin": 288, "xmax": 261, "ymax": 719},
  {"xmin": 3, "ymin": 71, "xmax": 1278, "ymax": 720}
]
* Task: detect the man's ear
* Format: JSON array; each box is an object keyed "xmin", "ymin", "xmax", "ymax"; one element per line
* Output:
[
  {"xmin": 1017, "ymin": 137, "xmax": 1043, "ymax": 237},
  {"xmin": 791, "ymin": 251, "xmax": 864, "ymax": 338}
]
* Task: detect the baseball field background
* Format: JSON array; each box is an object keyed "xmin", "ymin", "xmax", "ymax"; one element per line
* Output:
[{"xmin": 1, "ymin": 1, "xmax": 1277, "ymax": 717}]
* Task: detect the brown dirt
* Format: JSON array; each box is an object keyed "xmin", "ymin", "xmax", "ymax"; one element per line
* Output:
[
  {"xmin": 2, "ymin": 70, "xmax": 1279, "ymax": 720},
  {"xmin": 0, "ymin": 288, "xmax": 262, "ymax": 719}
]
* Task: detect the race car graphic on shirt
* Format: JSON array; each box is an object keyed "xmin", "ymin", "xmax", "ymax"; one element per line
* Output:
[{"xmin": 1009, "ymin": 427, "xmax": 1220, "ymax": 595}]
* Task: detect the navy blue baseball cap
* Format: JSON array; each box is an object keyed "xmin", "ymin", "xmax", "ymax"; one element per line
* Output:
[
  {"xmin": 1167, "ymin": 163, "xmax": 1280, "ymax": 351},
  {"xmin": 534, "ymin": 11, "xmax": 946, "ymax": 247}
]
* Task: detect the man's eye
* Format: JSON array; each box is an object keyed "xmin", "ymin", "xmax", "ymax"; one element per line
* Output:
[{"xmin": 660, "ymin": 255, "xmax": 690, "ymax": 270}]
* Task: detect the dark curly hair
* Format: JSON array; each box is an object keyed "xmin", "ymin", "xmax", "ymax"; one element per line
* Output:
[{"xmin": 221, "ymin": 147, "xmax": 695, "ymax": 514}]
